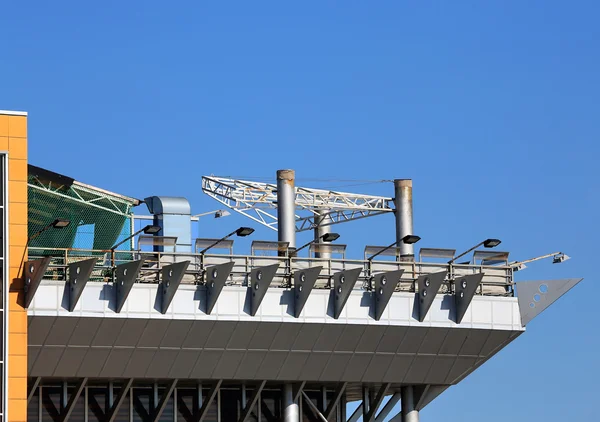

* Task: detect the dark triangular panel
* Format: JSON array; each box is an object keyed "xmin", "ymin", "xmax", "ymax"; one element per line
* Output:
[
  {"xmin": 205, "ymin": 261, "xmax": 236, "ymax": 315},
  {"xmin": 454, "ymin": 273, "xmax": 484, "ymax": 324},
  {"xmin": 517, "ymin": 278, "xmax": 584, "ymax": 326},
  {"xmin": 249, "ymin": 263, "xmax": 280, "ymax": 316},
  {"xmin": 373, "ymin": 269, "xmax": 404, "ymax": 321},
  {"xmin": 417, "ymin": 271, "xmax": 448, "ymax": 322},
  {"xmin": 115, "ymin": 260, "xmax": 145, "ymax": 313},
  {"xmin": 333, "ymin": 267, "xmax": 363, "ymax": 319},
  {"xmin": 293, "ymin": 266, "xmax": 323, "ymax": 318},
  {"xmin": 160, "ymin": 261, "xmax": 190, "ymax": 314},
  {"xmin": 24, "ymin": 257, "xmax": 51, "ymax": 308},
  {"xmin": 67, "ymin": 258, "xmax": 97, "ymax": 312}
]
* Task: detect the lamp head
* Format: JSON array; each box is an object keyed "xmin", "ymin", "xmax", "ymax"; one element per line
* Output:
[
  {"xmin": 143, "ymin": 225, "xmax": 161, "ymax": 235},
  {"xmin": 513, "ymin": 262, "xmax": 527, "ymax": 272},
  {"xmin": 51, "ymin": 218, "xmax": 71, "ymax": 229},
  {"xmin": 321, "ymin": 233, "xmax": 340, "ymax": 242},
  {"xmin": 235, "ymin": 227, "xmax": 255, "ymax": 237},
  {"xmin": 552, "ymin": 253, "xmax": 570, "ymax": 264},
  {"xmin": 215, "ymin": 210, "xmax": 231, "ymax": 218},
  {"xmin": 483, "ymin": 238, "xmax": 501, "ymax": 248},
  {"xmin": 402, "ymin": 234, "xmax": 421, "ymax": 244}
]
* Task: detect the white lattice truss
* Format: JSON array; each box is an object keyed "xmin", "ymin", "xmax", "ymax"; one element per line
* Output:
[{"xmin": 202, "ymin": 176, "xmax": 394, "ymax": 232}]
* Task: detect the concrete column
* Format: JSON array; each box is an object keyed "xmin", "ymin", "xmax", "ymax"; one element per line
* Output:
[
  {"xmin": 277, "ymin": 170, "xmax": 296, "ymax": 249},
  {"xmin": 401, "ymin": 386, "xmax": 419, "ymax": 422},
  {"xmin": 394, "ymin": 179, "xmax": 414, "ymax": 258},
  {"xmin": 313, "ymin": 210, "xmax": 333, "ymax": 259},
  {"xmin": 283, "ymin": 384, "xmax": 299, "ymax": 422}
]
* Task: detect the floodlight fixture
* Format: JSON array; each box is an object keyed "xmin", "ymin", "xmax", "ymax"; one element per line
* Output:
[
  {"xmin": 51, "ymin": 218, "xmax": 71, "ymax": 229},
  {"xmin": 449, "ymin": 238, "xmax": 502, "ymax": 264},
  {"xmin": 142, "ymin": 225, "xmax": 162, "ymax": 234},
  {"xmin": 367, "ymin": 234, "xmax": 422, "ymax": 261},
  {"xmin": 511, "ymin": 251, "xmax": 570, "ymax": 271},
  {"xmin": 192, "ymin": 209, "xmax": 232, "ymax": 220},
  {"xmin": 20, "ymin": 217, "xmax": 72, "ymax": 276},
  {"xmin": 215, "ymin": 209, "xmax": 231, "ymax": 218},
  {"xmin": 110, "ymin": 224, "xmax": 162, "ymax": 266},
  {"xmin": 294, "ymin": 232, "xmax": 341, "ymax": 255},
  {"xmin": 199, "ymin": 226, "xmax": 256, "ymax": 255}
]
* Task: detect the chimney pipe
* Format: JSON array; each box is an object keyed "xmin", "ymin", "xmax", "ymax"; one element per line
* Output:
[
  {"xmin": 277, "ymin": 169, "xmax": 296, "ymax": 249},
  {"xmin": 394, "ymin": 179, "xmax": 414, "ymax": 258}
]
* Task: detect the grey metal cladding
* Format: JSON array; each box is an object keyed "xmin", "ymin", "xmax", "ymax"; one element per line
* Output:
[
  {"xmin": 517, "ymin": 278, "xmax": 584, "ymax": 326},
  {"xmin": 24, "ymin": 257, "xmax": 51, "ymax": 308},
  {"xmin": 293, "ymin": 266, "xmax": 323, "ymax": 317},
  {"xmin": 114, "ymin": 259, "xmax": 145, "ymax": 313},
  {"xmin": 333, "ymin": 267, "xmax": 363, "ymax": 319},
  {"xmin": 205, "ymin": 261, "xmax": 235, "ymax": 314},
  {"xmin": 373, "ymin": 269, "xmax": 404, "ymax": 321},
  {"xmin": 249, "ymin": 263, "xmax": 280, "ymax": 316},
  {"xmin": 417, "ymin": 270, "xmax": 447, "ymax": 322},
  {"xmin": 159, "ymin": 260, "xmax": 190, "ymax": 314},
  {"xmin": 67, "ymin": 258, "xmax": 97, "ymax": 312},
  {"xmin": 454, "ymin": 273, "xmax": 484, "ymax": 324}
]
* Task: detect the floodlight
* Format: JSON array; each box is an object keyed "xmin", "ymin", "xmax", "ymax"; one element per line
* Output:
[
  {"xmin": 483, "ymin": 238, "xmax": 502, "ymax": 248},
  {"xmin": 513, "ymin": 263, "xmax": 527, "ymax": 272},
  {"xmin": 402, "ymin": 234, "xmax": 421, "ymax": 245},
  {"xmin": 235, "ymin": 227, "xmax": 255, "ymax": 237},
  {"xmin": 322, "ymin": 233, "xmax": 341, "ymax": 242},
  {"xmin": 553, "ymin": 253, "xmax": 570, "ymax": 264},
  {"xmin": 510, "ymin": 251, "xmax": 571, "ymax": 272},
  {"xmin": 215, "ymin": 210, "xmax": 231, "ymax": 218},
  {"xmin": 295, "ymin": 232, "xmax": 341, "ymax": 255},
  {"xmin": 142, "ymin": 225, "xmax": 161, "ymax": 234},
  {"xmin": 51, "ymin": 218, "xmax": 71, "ymax": 229}
]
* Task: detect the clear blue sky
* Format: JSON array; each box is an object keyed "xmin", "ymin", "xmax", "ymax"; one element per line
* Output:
[{"xmin": 2, "ymin": 1, "xmax": 598, "ymax": 420}]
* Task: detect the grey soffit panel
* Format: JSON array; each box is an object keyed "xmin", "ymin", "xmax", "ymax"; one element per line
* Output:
[
  {"xmin": 249, "ymin": 263, "xmax": 280, "ymax": 316},
  {"xmin": 293, "ymin": 266, "xmax": 323, "ymax": 318},
  {"xmin": 67, "ymin": 258, "xmax": 97, "ymax": 312},
  {"xmin": 114, "ymin": 259, "xmax": 145, "ymax": 313},
  {"xmin": 159, "ymin": 260, "xmax": 190, "ymax": 314},
  {"xmin": 373, "ymin": 269, "xmax": 404, "ymax": 321},
  {"xmin": 333, "ymin": 267, "xmax": 363, "ymax": 319},
  {"xmin": 205, "ymin": 261, "xmax": 236, "ymax": 315},
  {"xmin": 417, "ymin": 271, "xmax": 448, "ymax": 322},
  {"xmin": 517, "ymin": 278, "xmax": 584, "ymax": 326},
  {"xmin": 24, "ymin": 257, "xmax": 51, "ymax": 308},
  {"xmin": 454, "ymin": 273, "xmax": 484, "ymax": 324}
]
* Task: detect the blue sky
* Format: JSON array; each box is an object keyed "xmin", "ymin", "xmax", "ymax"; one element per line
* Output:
[{"xmin": 2, "ymin": 1, "xmax": 599, "ymax": 420}]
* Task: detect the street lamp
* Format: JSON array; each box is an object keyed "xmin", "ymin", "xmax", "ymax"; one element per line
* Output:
[
  {"xmin": 19, "ymin": 218, "xmax": 71, "ymax": 275},
  {"xmin": 511, "ymin": 251, "xmax": 571, "ymax": 272},
  {"xmin": 448, "ymin": 238, "xmax": 501, "ymax": 264},
  {"xmin": 294, "ymin": 232, "xmax": 341, "ymax": 256},
  {"xmin": 198, "ymin": 227, "xmax": 255, "ymax": 255},
  {"xmin": 110, "ymin": 225, "xmax": 161, "ymax": 265},
  {"xmin": 367, "ymin": 234, "xmax": 421, "ymax": 261},
  {"xmin": 192, "ymin": 209, "xmax": 231, "ymax": 220}
]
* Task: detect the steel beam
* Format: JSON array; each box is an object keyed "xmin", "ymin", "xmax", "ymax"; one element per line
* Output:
[
  {"xmin": 324, "ymin": 382, "xmax": 347, "ymax": 420},
  {"xmin": 197, "ymin": 380, "xmax": 222, "ymax": 422},
  {"xmin": 249, "ymin": 264, "xmax": 280, "ymax": 316},
  {"xmin": 106, "ymin": 379, "xmax": 134, "ymax": 422},
  {"xmin": 238, "ymin": 380, "xmax": 266, "ymax": 422},
  {"xmin": 363, "ymin": 383, "xmax": 390, "ymax": 422},
  {"xmin": 373, "ymin": 270, "xmax": 404, "ymax": 320},
  {"xmin": 27, "ymin": 377, "xmax": 41, "ymax": 403},
  {"xmin": 332, "ymin": 267, "xmax": 363, "ymax": 319},
  {"xmin": 374, "ymin": 393, "xmax": 401, "ymax": 422},
  {"xmin": 24, "ymin": 257, "xmax": 51, "ymax": 308},
  {"xmin": 347, "ymin": 403, "xmax": 363, "ymax": 422},
  {"xmin": 151, "ymin": 379, "xmax": 178, "ymax": 422},
  {"xmin": 60, "ymin": 377, "xmax": 87, "ymax": 422},
  {"xmin": 114, "ymin": 259, "xmax": 145, "ymax": 313},
  {"xmin": 401, "ymin": 386, "xmax": 419, "ymax": 422},
  {"xmin": 205, "ymin": 261, "xmax": 236, "ymax": 314},
  {"xmin": 294, "ymin": 266, "xmax": 322, "ymax": 317},
  {"xmin": 292, "ymin": 381, "xmax": 306, "ymax": 402},
  {"xmin": 454, "ymin": 273, "xmax": 484, "ymax": 324},
  {"xmin": 416, "ymin": 271, "xmax": 447, "ymax": 322},
  {"xmin": 67, "ymin": 258, "xmax": 97, "ymax": 312},
  {"xmin": 160, "ymin": 260, "xmax": 190, "ymax": 314},
  {"xmin": 301, "ymin": 391, "xmax": 327, "ymax": 422}
]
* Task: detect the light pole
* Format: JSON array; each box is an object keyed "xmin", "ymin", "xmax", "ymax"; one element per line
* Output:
[
  {"xmin": 367, "ymin": 235, "xmax": 421, "ymax": 262},
  {"xmin": 19, "ymin": 218, "xmax": 71, "ymax": 276},
  {"xmin": 511, "ymin": 251, "xmax": 570, "ymax": 272},
  {"xmin": 448, "ymin": 238, "xmax": 501, "ymax": 264},
  {"xmin": 198, "ymin": 227, "xmax": 255, "ymax": 255},
  {"xmin": 293, "ymin": 232, "xmax": 340, "ymax": 257},
  {"xmin": 110, "ymin": 225, "xmax": 161, "ymax": 266}
]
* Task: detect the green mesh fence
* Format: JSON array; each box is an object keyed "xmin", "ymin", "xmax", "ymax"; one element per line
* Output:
[{"xmin": 28, "ymin": 174, "xmax": 137, "ymax": 259}]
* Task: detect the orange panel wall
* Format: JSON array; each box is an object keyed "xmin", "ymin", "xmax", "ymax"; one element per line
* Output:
[{"xmin": 0, "ymin": 111, "xmax": 28, "ymax": 422}]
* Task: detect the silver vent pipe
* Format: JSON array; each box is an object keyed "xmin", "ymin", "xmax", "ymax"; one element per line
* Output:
[
  {"xmin": 394, "ymin": 179, "xmax": 414, "ymax": 258},
  {"xmin": 276, "ymin": 169, "xmax": 296, "ymax": 250}
]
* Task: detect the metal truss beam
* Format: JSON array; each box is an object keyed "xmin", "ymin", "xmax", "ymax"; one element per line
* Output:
[
  {"xmin": 151, "ymin": 380, "xmax": 178, "ymax": 422},
  {"xmin": 238, "ymin": 380, "xmax": 266, "ymax": 422},
  {"xmin": 292, "ymin": 381, "xmax": 306, "ymax": 402},
  {"xmin": 363, "ymin": 383, "xmax": 390, "ymax": 422},
  {"xmin": 27, "ymin": 377, "xmax": 41, "ymax": 403},
  {"xmin": 324, "ymin": 382, "xmax": 347, "ymax": 420},
  {"xmin": 106, "ymin": 379, "xmax": 134, "ymax": 422},
  {"xmin": 202, "ymin": 176, "xmax": 394, "ymax": 232},
  {"xmin": 60, "ymin": 377, "xmax": 87, "ymax": 422},
  {"xmin": 197, "ymin": 380, "xmax": 222, "ymax": 422},
  {"xmin": 374, "ymin": 393, "xmax": 401, "ymax": 422},
  {"xmin": 302, "ymin": 391, "xmax": 328, "ymax": 422},
  {"xmin": 347, "ymin": 403, "xmax": 363, "ymax": 422}
]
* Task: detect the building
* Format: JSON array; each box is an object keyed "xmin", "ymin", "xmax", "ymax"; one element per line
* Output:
[{"xmin": 0, "ymin": 110, "xmax": 582, "ymax": 422}]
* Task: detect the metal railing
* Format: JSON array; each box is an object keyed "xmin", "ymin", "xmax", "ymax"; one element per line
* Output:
[{"xmin": 28, "ymin": 247, "xmax": 514, "ymax": 297}]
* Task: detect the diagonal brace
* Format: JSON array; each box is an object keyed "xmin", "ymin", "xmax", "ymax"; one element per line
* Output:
[
  {"xmin": 60, "ymin": 377, "xmax": 88, "ymax": 422},
  {"xmin": 324, "ymin": 382, "xmax": 347, "ymax": 420},
  {"xmin": 151, "ymin": 379, "xmax": 178, "ymax": 422},
  {"xmin": 106, "ymin": 379, "xmax": 134, "ymax": 422},
  {"xmin": 196, "ymin": 380, "xmax": 222, "ymax": 422},
  {"xmin": 238, "ymin": 381, "xmax": 266, "ymax": 422},
  {"xmin": 363, "ymin": 383, "xmax": 391, "ymax": 422}
]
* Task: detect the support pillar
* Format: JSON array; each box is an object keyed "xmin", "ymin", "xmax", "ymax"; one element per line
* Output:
[
  {"xmin": 394, "ymin": 179, "xmax": 414, "ymax": 259},
  {"xmin": 314, "ymin": 210, "xmax": 333, "ymax": 259},
  {"xmin": 283, "ymin": 384, "xmax": 299, "ymax": 422},
  {"xmin": 277, "ymin": 169, "xmax": 296, "ymax": 250},
  {"xmin": 401, "ymin": 386, "xmax": 419, "ymax": 422}
]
